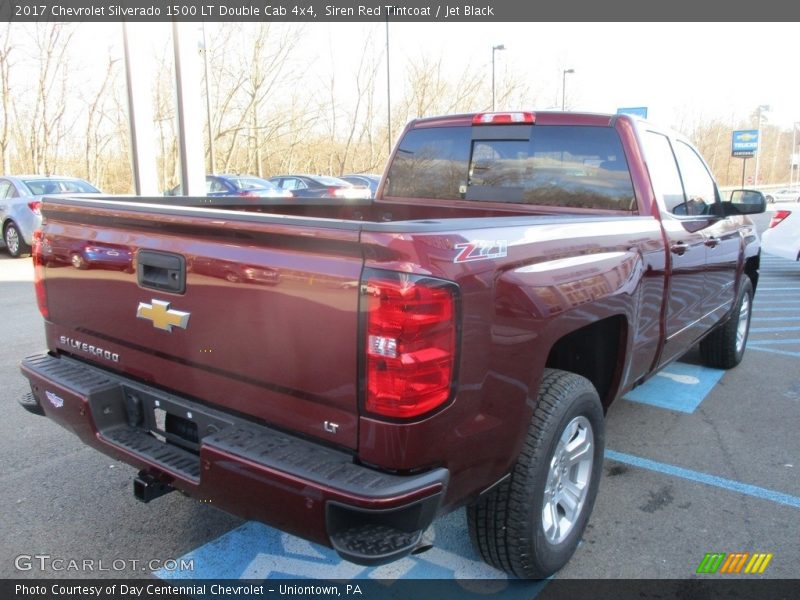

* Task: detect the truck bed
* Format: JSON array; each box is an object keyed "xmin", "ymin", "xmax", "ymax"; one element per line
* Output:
[{"xmin": 36, "ymin": 195, "xmax": 664, "ymax": 457}]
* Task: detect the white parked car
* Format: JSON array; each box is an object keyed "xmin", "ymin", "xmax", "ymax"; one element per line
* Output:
[
  {"xmin": 761, "ymin": 208, "xmax": 800, "ymax": 261},
  {"xmin": 763, "ymin": 188, "xmax": 800, "ymax": 204}
]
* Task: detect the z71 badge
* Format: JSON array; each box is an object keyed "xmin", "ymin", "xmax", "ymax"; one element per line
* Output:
[{"xmin": 454, "ymin": 240, "xmax": 508, "ymax": 263}]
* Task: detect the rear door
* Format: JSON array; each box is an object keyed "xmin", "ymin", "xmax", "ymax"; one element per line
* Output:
[
  {"xmin": 671, "ymin": 140, "xmax": 740, "ymax": 324},
  {"xmin": 41, "ymin": 200, "xmax": 365, "ymax": 449},
  {"xmin": 640, "ymin": 130, "xmax": 711, "ymax": 364}
]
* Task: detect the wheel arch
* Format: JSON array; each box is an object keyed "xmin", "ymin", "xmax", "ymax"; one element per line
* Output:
[
  {"xmin": 544, "ymin": 314, "xmax": 628, "ymax": 410},
  {"xmin": 744, "ymin": 251, "xmax": 760, "ymax": 292}
]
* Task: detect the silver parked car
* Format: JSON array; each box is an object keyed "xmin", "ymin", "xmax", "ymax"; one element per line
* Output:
[
  {"xmin": 763, "ymin": 188, "xmax": 800, "ymax": 204},
  {"xmin": 0, "ymin": 175, "xmax": 101, "ymax": 257}
]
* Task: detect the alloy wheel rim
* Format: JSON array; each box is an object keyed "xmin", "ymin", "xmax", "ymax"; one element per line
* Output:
[
  {"xmin": 6, "ymin": 227, "xmax": 19, "ymax": 255},
  {"xmin": 736, "ymin": 292, "xmax": 750, "ymax": 355},
  {"xmin": 541, "ymin": 415, "xmax": 594, "ymax": 545}
]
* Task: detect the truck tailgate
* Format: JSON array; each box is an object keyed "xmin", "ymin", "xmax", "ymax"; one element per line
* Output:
[{"xmin": 39, "ymin": 200, "xmax": 364, "ymax": 449}]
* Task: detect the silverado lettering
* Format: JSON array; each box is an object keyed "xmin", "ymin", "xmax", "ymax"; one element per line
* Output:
[
  {"xmin": 20, "ymin": 111, "xmax": 766, "ymax": 578},
  {"xmin": 58, "ymin": 336, "xmax": 120, "ymax": 363}
]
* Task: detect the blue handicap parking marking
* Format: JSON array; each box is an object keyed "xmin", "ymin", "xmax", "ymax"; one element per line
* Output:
[
  {"xmin": 155, "ymin": 510, "xmax": 546, "ymax": 599},
  {"xmin": 622, "ymin": 361, "xmax": 725, "ymax": 413}
]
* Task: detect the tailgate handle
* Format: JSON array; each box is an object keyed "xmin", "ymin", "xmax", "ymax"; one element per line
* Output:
[{"xmin": 137, "ymin": 251, "xmax": 186, "ymax": 294}]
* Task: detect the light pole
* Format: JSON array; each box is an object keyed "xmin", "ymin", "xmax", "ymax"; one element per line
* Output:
[
  {"xmin": 561, "ymin": 68, "xmax": 574, "ymax": 111},
  {"xmin": 754, "ymin": 104, "xmax": 770, "ymax": 187},
  {"xmin": 200, "ymin": 24, "xmax": 215, "ymax": 175},
  {"xmin": 491, "ymin": 44, "xmax": 505, "ymax": 111},
  {"xmin": 386, "ymin": 17, "xmax": 392, "ymax": 155},
  {"xmin": 792, "ymin": 122, "xmax": 799, "ymax": 191}
]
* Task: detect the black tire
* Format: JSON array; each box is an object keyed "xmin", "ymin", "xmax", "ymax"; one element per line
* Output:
[
  {"xmin": 765, "ymin": 195, "xmax": 774, "ymax": 204},
  {"xmin": 467, "ymin": 368, "xmax": 604, "ymax": 579},
  {"xmin": 699, "ymin": 278, "xmax": 753, "ymax": 369},
  {"xmin": 4, "ymin": 221, "xmax": 31, "ymax": 258}
]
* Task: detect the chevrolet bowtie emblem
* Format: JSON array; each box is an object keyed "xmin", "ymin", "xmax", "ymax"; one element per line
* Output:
[{"xmin": 136, "ymin": 299, "xmax": 190, "ymax": 332}]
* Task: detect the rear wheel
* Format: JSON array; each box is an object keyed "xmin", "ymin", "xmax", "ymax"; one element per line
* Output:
[
  {"xmin": 699, "ymin": 278, "xmax": 753, "ymax": 369},
  {"xmin": 70, "ymin": 253, "xmax": 87, "ymax": 269},
  {"xmin": 467, "ymin": 369, "xmax": 604, "ymax": 579},
  {"xmin": 4, "ymin": 221, "xmax": 31, "ymax": 258}
]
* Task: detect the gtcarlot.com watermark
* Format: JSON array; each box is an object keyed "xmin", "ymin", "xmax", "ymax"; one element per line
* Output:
[{"xmin": 14, "ymin": 554, "xmax": 194, "ymax": 573}]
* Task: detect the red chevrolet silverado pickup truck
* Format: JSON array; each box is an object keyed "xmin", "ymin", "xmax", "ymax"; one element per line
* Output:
[{"xmin": 19, "ymin": 111, "xmax": 765, "ymax": 578}]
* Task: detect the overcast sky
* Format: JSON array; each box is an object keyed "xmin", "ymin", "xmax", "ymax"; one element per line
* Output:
[
  {"xmin": 323, "ymin": 21, "xmax": 800, "ymax": 129},
  {"xmin": 80, "ymin": 21, "xmax": 800, "ymax": 132}
]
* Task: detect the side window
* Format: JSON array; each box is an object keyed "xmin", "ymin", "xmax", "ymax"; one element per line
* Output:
[
  {"xmin": 207, "ymin": 179, "xmax": 227, "ymax": 193},
  {"xmin": 281, "ymin": 179, "xmax": 300, "ymax": 191},
  {"xmin": 672, "ymin": 141, "xmax": 717, "ymax": 216},
  {"xmin": 0, "ymin": 181, "xmax": 11, "ymax": 199},
  {"xmin": 641, "ymin": 131, "xmax": 686, "ymax": 215}
]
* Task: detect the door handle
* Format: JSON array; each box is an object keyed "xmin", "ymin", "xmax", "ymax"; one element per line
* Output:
[
  {"xmin": 670, "ymin": 242, "xmax": 689, "ymax": 256},
  {"xmin": 705, "ymin": 237, "xmax": 720, "ymax": 248}
]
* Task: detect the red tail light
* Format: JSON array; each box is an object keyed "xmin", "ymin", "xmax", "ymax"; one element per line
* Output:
[
  {"xmin": 769, "ymin": 210, "xmax": 791, "ymax": 228},
  {"xmin": 364, "ymin": 272, "xmax": 458, "ymax": 419},
  {"xmin": 32, "ymin": 230, "xmax": 48, "ymax": 319},
  {"xmin": 28, "ymin": 201, "xmax": 42, "ymax": 215},
  {"xmin": 473, "ymin": 112, "xmax": 535, "ymax": 125}
]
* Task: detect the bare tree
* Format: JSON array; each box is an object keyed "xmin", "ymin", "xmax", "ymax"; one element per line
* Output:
[
  {"xmin": 0, "ymin": 24, "xmax": 14, "ymax": 173},
  {"xmin": 15, "ymin": 23, "xmax": 77, "ymax": 174},
  {"xmin": 397, "ymin": 52, "xmax": 530, "ymax": 126},
  {"xmin": 83, "ymin": 56, "xmax": 121, "ymax": 185},
  {"xmin": 152, "ymin": 41, "xmax": 178, "ymax": 191},
  {"xmin": 335, "ymin": 34, "xmax": 382, "ymax": 174},
  {"xmin": 204, "ymin": 23, "xmax": 303, "ymax": 174}
]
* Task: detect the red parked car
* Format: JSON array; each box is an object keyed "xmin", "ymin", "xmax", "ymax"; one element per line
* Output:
[{"xmin": 268, "ymin": 174, "xmax": 371, "ymax": 199}]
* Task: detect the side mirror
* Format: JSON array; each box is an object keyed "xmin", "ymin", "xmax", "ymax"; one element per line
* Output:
[{"xmin": 723, "ymin": 189, "xmax": 766, "ymax": 216}]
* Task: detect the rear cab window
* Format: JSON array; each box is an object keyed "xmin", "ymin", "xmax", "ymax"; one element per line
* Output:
[{"xmin": 384, "ymin": 123, "xmax": 636, "ymax": 211}]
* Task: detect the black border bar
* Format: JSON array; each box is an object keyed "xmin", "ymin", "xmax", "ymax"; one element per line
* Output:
[
  {"xmin": 3, "ymin": 578, "xmax": 800, "ymax": 600},
  {"xmin": 3, "ymin": 0, "xmax": 800, "ymax": 22}
]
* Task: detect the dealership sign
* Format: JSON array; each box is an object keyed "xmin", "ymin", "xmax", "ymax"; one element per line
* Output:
[
  {"xmin": 617, "ymin": 107, "xmax": 648, "ymax": 118},
  {"xmin": 732, "ymin": 130, "xmax": 759, "ymax": 158}
]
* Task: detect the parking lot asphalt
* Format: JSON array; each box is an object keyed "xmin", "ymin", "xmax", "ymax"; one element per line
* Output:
[{"xmin": 1, "ymin": 209, "xmax": 798, "ymax": 590}]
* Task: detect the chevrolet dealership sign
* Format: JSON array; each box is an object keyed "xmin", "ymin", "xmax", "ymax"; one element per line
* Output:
[{"xmin": 732, "ymin": 130, "xmax": 759, "ymax": 158}]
